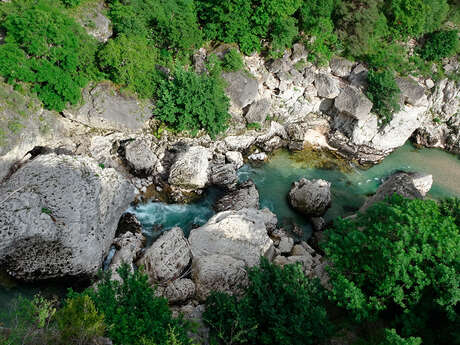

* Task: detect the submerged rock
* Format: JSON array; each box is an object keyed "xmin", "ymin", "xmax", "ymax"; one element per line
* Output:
[
  {"xmin": 0, "ymin": 154, "xmax": 135, "ymax": 281},
  {"xmin": 288, "ymin": 178, "xmax": 332, "ymax": 217},
  {"xmin": 137, "ymin": 227, "xmax": 191, "ymax": 283}
]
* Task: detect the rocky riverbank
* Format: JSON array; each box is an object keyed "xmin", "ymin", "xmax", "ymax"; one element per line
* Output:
[{"xmin": 0, "ymin": 41, "xmax": 458, "ymax": 317}]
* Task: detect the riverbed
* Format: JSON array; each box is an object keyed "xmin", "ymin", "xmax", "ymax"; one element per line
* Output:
[{"xmin": 1, "ymin": 143, "xmax": 459, "ymax": 311}]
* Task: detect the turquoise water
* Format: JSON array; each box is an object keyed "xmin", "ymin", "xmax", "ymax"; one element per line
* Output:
[
  {"xmin": 1, "ymin": 143, "xmax": 459, "ymax": 312},
  {"xmin": 131, "ymin": 143, "xmax": 460, "ymax": 239}
]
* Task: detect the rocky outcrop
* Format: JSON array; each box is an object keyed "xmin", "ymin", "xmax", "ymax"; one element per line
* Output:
[
  {"xmin": 334, "ymin": 85, "xmax": 373, "ymax": 121},
  {"xmin": 0, "ymin": 154, "xmax": 135, "ymax": 281},
  {"xmin": 360, "ymin": 171, "xmax": 432, "ymax": 212},
  {"xmin": 168, "ymin": 146, "xmax": 211, "ymax": 202},
  {"xmin": 137, "ymin": 227, "xmax": 191, "ymax": 283},
  {"xmin": 189, "ymin": 208, "xmax": 275, "ymax": 267},
  {"xmin": 245, "ymin": 98, "xmax": 271, "ymax": 125},
  {"xmin": 314, "ymin": 74, "xmax": 340, "ymax": 99},
  {"xmin": 76, "ymin": 0, "xmax": 112, "ymax": 42},
  {"xmin": 330, "ymin": 57, "xmax": 355, "ymax": 78},
  {"xmin": 63, "ymin": 82, "xmax": 152, "ymax": 132},
  {"xmin": 222, "ymin": 71, "xmax": 259, "ymax": 109},
  {"xmin": 214, "ymin": 180, "xmax": 260, "ymax": 212},
  {"xmin": 396, "ymin": 77, "xmax": 426, "ymax": 106},
  {"xmin": 288, "ymin": 178, "xmax": 332, "ymax": 217},
  {"xmin": 225, "ymin": 151, "xmax": 244, "ymax": 169}
]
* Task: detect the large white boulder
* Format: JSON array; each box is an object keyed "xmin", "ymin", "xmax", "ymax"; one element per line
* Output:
[
  {"xmin": 189, "ymin": 208, "xmax": 275, "ymax": 267},
  {"xmin": 168, "ymin": 146, "xmax": 211, "ymax": 189},
  {"xmin": 137, "ymin": 227, "xmax": 191, "ymax": 283},
  {"xmin": 0, "ymin": 154, "xmax": 135, "ymax": 281}
]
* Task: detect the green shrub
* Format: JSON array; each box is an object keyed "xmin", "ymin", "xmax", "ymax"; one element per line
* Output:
[
  {"xmin": 60, "ymin": 0, "xmax": 81, "ymax": 8},
  {"xmin": 322, "ymin": 195, "xmax": 459, "ymax": 323},
  {"xmin": 385, "ymin": 0, "xmax": 449, "ymax": 38},
  {"xmin": 420, "ymin": 30, "xmax": 459, "ymax": 61},
  {"xmin": 97, "ymin": 35, "xmax": 162, "ymax": 98},
  {"xmin": 379, "ymin": 329, "xmax": 422, "ymax": 345},
  {"xmin": 246, "ymin": 122, "xmax": 262, "ymax": 130},
  {"xmin": 203, "ymin": 258, "xmax": 333, "ymax": 345},
  {"xmin": 77, "ymin": 264, "xmax": 191, "ymax": 345},
  {"xmin": 439, "ymin": 197, "xmax": 460, "ymax": 226},
  {"xmin": 0, "ymin": 0, "xmax": 99, "ymax": 111},
  {"xmin": 270, "ymin": 16, "xmax": 299, "ymax": 58},
  {"xmin": 107, "ymin": 0, "xmax": 202, "ymax": 56},
  {"xmin": 221, "ymin": 48, "xmax": 244, "ymax": 72},
  {"xmin": 55, "ymin": 295, "xmax": 105, "ymax": 345},
  {"xmin": 153, "ymin": 67, "xmax": 230, "ymax": 138},
  {"xmin": 365, "ymin": 70, "xmax": 401, "ymax": 123}
]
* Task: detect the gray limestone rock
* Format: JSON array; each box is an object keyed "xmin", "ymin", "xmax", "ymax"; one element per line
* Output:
[
  {"xmin": 225, "ymin": 151, "xmax": 244, "ymax": 169},
  {"xmin": 189, "ymin": 208, "xmax": 275, "ymax": 267},
  {"xmin": 168, "ymin": 146, "xmax": 211, "ymax": 189},
  {"xmin": 0, "ymin": 154, "xmax": 135, "ymax": 281},
  {"xmin": 396, "ymin": 77, "xmax": 426, "ymax": 106},
  {"xmin": 124, "ymin": 139, "xmax": 158, "ymax": 177},
  {"xmin": 334, "ymin": 85, "xmax": 373, "ymax": 121},
  {"xmin": 330, "ymin": 57, "xmax": 355, "ymax": 78},
  {"xmin": 214, "ymin": 180, "xmax": 260, "ymax": 212},
  {"xmin": 192, "ymin": 254, "xmax": 248, "ymax": 301},
  {"xmin": 109, "ymin": 231, "xmax": 144, "ymax": 282},
  {"xmin": 288, "ymin": 178, "xmax": 332, "ymax": 217},
  {"xmin": 314, "ymin": 73, "xmax": 340, "ymax": 99},
  {"xmin": 63, "ymin": 82, "xmax": 152, "ymax": 131},
  {"xmin": 210, "ymin": 164, "xmax": 238, "ymax": 190},
  {"xmin": 222, "ymin": 71, "xmax": 259, "ymax": 108},
  {"xmin": 245, "ymin": 99, "xmax": 271, "ymax": 125},
  {"xmin": 156, "ymin": 279, "xmax": 196, "ymax": 304},
  {"xmin": 137, "ymin": 227, "xmax": 191, "ymax": 283},
  {"xmin": 360, "ymin": 172, "xmax": 431, "ymax": 212}
]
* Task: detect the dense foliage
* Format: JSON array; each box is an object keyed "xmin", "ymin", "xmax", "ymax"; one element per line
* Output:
[
  {"xmin": 107, "ymin": 0, "xmax": 202, "ymax": 57},
  {"xmin": 97, "ymin": 34, "xmax": 162, "ymax": 98},
  {"xmin": 366, "ymin": 70, "xmax": 401, "ymax": 124},
  {"xmin": 0, "ymin": 0, "xmax": 99, "ymax": 111},
  {"xmin": 379, "ymin": 329, "xmax": 422, "ymax": 345},
  {"xmin": 322, "ymin": 195, "xmax": 459, "ymax": 342},
  {"xmin": 196, "ymin": 0, "xmax": 302, "ymax": 56},
  {"xmin": 421, "ymin": 30, "xmax": 459, "ymax": 61},
  {"xmin": 78, "ymin": 264, "xmax": 191, "ymax": 345},
  {"xmin": 153, "ymin": 67, "xmax": 230, "ymax": 138},
  {"xmin": 203, "ymin": 258, "xmax": 332, "ymax": 345}
]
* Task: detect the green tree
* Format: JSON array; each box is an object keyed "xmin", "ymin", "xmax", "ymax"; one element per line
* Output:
[
  {"xmin": 0, "ymin": 0, "xmax": 99, "ymax": 111},
  {"xmin": 221, "ymin": 48, "xmax": 244, "ymax": 72},
  {"xmin": 153, "ymin": 67, "xmax": 230, "ymax": 138},
  {"xmin": 203, "ymin": 258, "xmax": 333, "ymax": 345},
  {"xmin": 55, "ymin": 295, "xmax": 105, "ymax": 345},
  {"xmin": 322, "ymin": 195, "xmax": 459, "ymax": 323},
  {"xmin": 365, "ymin": 70, "xmax": 401, "ymax": 124},
  {"xmin": 97, "ymin": 35, "xmax": 162, "ymax": 98},
  {"xmin": 420, "ymin": 30, "xmax": 459, "ymax": 61},
  {"xmin": 77, "ymin": 264, "xmax": 191, "ymax": 345}
]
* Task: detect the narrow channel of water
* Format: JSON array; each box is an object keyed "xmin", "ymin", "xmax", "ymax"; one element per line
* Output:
[{"xmin": 131, "ymin": 143, "xmax": 460, "ymax": 239}]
